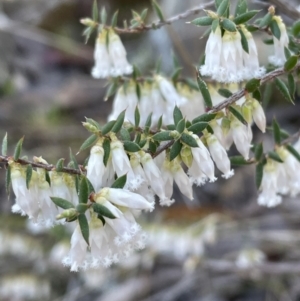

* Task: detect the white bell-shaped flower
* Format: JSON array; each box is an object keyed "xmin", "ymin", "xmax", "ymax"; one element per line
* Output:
[{"xmin": 251, "ymin": 99, "xmax": 266, "ymax": 133}]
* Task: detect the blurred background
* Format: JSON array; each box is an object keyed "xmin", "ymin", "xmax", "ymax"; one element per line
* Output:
[{"xmin": 0, "ymin": 0, "xmax": 300, "ymax": 300}]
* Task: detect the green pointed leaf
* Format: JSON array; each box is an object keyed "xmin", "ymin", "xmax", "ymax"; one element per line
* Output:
[
  {"xmin": 171, "ymin": 67, "xmax": 182, "ymax": 82},
  {"xmin": 274, "ymin": 78, "xmax": 294, "ymax": 104},
  {"xmin": 256, "ymin": 162, "xmax": 264, "ymax": 189},
  {"xmin": 252, "ymin": 89, "xmax": 261, "ymax": 101},
  {"xmin": 270, "ymin": 19, "xmax": 281, "ymax": 40},
  {"xmin": 230, "ymin": 156, "xmax": 250, "ymax": 165},
  {"xmin": 135, "ymin": 132, "xmax": 141, "ymax": 144},
  {"xmin": 284, "ymin": 47, "xmax": 291, "ymax": 60},
  {"xmin": 120, "ymin": 128, "xmax": 131, "ymax": 141},
  {"xmin": 78, "ymin": 134, "xmax": 98, "ymax": 153},
  {"xmin": 268, "ymin": 151, "xmax": 284, "ymax": 163},
  {"xmin": 139, "ymin": 139, "xmax": 147, "ymax": 149},
  {"xmin": 157, "ymin": 115, "xmax": 163, "ymax": 130},
  {"xmin": 239, "ymin": 28, "xmax": 249, "ymax": 53},
  {"xmin": 25, "ymin": 165, "xmax": 32, "ymax": 189},
  {"xmin": 78, "ymin": 214, "xmax": 89, "ymax": 245},
  {"xmin": 221, "ymin": 19, "xmax": 236, "ymax": 32},
  {"xmin": 263, "ymin": 38, "xmax": 274, "ymax": 45},
  {"xmin": 215, "ymin": 0, "xmax": 223, "ymax": 9},
  {"xmin": 79, "ymin": 176, "xmax": 89, "ymax": 204},
  {"xmin": 192, "ymin": 113, "xmax": 217, "ymax": 124},
  {"xmin": 45, "ymin": 170, "xmax": 51, "ymax": 186},
  {"xmin": 191, "ymin": 16, "xmax": 214, "ymax": 26},
  {"xmin": 152, "ymin": 0, "xmax": 164, "ymax": 21},
  {"xmin": 254, "ymin": 142, "xmax": 263, "ymax": 161},
  {"xmin": 235, "ymin": 0, "xmax": 248, "ymax": 17},
  {"xmin": 2, "ymin": 132, "xmax": 7, "ymax": 156},
  {"xmin": 76, "ymin": 204, "xmax": 89, "ymax": 214},
  {"xmin": 286, "ymin": 145, "xmax": 300, "ymax": 162},
  {"xmin": 102, "ymin": 138, "xmax": 111, "ymax": 166},
  {"xmin": 272, "ymin": 118, "xmax": 281, "ymax": 145},
  {"xmin": 134, "ymin": 106, "xmax": 140, "ymax": 127},
  {"xmin": 211, "ymin": 18, "xmax": 220, "ymax": 32},
  {"xmin": 104, "ymin": 82, "xmax": 119, "ymax": 100},
  {"xmin": 259, "ymin": 12, "xmax": 272, "ymax": 28},
  {"xmin": 245, "ymin": 78, "xmax": 261, "ymax": 93},
  {"xmin": 86, "ymin": 177, "xmax": 95, "ymax": 195},
  {"xmin": 123, "ymin": 141, "xmax": 140, "ymax": 152},
  {"xmin": 292, "ymin": 20, "xmax": 300, "ymax": 37},
  {"xmin": 111, "ymin": 110, "xmax": 126, "ymax": 133},
  {"xmin": 173, "ymin": 106, "xmax": 183, "ymax": 125},
  {"xmin": 69, "ymin": 148, "xmax": 79, "ymax": 170},
  {"xmin": 197, "ymin": 77, "xmax": 212, "ymax": 108},
  {"xmin": 97, "ymin": 214, "xmax": 106, "ymax": 225},
  {"xmin": 167, "ymin": 124, "xmax": 176, "ymax": 130},
  {"xmin": 287, "ymin": 73, "xmax": 295, "ymax": 98},
  {"xmin": 92, "ymin": 203, "xmax": 117, "ymax": 219},
  {"xmin": 218, "ymin": 88, "xmax": 233, "ymax": 98},
  {"xmin": 85, "ymin": 118, "xmax": 100, "ymax": 130},
  {"xmin": 55, "ymin": 158, "xmax": 65, "ymax": 172},
  {"xmin": 141, "ymin": 8, "xmax": 148, "ymax": 20},
  {"xmin": 111, "ymin": 10, "xmax": 119, "ymax": 27},
  {"xmin": 152, "ymin": 131, "xmax": 173, "ymax": 141},
  {"xmin": 100, "ymin": 7, "xmax": 107, "ymax": 24},
  {"xmin": 279, "ymin": 129, "xmax": 290, "ymax": 140},
  {"xmin": 136, "ymin": 82, "xmax": 141, "ymax": 99},
  {"xmin": 101, "ymin": 120, "xmax": 116, "ymax": 135},
  {"xmin": 6, "ymin": 165, "xmax": 11, "ymax": 195},
  {"xmin": 206, "ymin": 124, "xmax": 214, "ymax": 134},
  {"xmin": 262, "ymin": 83, "xmax": 273, "ymax": 108},
  {"xmin": 234, "ymin": 10, "xmax": 259, "ymax": 25},
  {"xmin": 229, "ymin": 106, "xmax": 247, "ymax": 125},
  {"xmin": 51, "ymin": 197, "xmax": 75, "ymax": 209},
  {"xmin": 111, "ymin": 174, "xmax": 127, "ymax": 189},
  {"xmin": 14, "ymin": 137, "xmax": 24, "ymax": 161},
  {"xmin": 181, "ymin": 133, "xmax": 198, "ymax": 147},
  {"xmin": 92, "ymin": 0, "xmax": 99, "ymax": 21},
  {"xmin": 176, "ymin": 119, "xmax": 186, "ymax": 134},
  {"xmin": 217, "ymin": 0, "xmax": 229, "ymax": 17},
  {"xmin": 144, "ymin": 113, "xmax": 152, "ymax": 134},
  {"xmin": 187, "ymin": 122, "xmax": 208, "ymax": 134},
  {"xmin": 284, "ymin": 55, "xmax": 298, "ymax": 72},
  {"xmin": 170, "ymin": 140, "xmax": 182, "ymax": 161}
]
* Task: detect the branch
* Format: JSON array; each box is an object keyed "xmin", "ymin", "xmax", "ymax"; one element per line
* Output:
[
  {"xmin": 109, "ymin": 1, "xmax": 215, "ymax": 34},
  {"xmin": 208, "ymin": 62, "xmax": 300, "ymax": 114}
]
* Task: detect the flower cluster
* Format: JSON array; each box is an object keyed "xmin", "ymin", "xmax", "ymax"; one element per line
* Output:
[
  {"xmin": 108, "ymin": 76, "xmax": 205, "ymax": 127},
  {"xmin": 258, "ymin": 140, "xmax": 300, "ymax": 208},
  {"xmin": 92, "ymin": 29, "xmax": 133, "ymax": 78},
  {"xmin": 200, "ymin": 25, "xmax": 265, "ymax": 83}
]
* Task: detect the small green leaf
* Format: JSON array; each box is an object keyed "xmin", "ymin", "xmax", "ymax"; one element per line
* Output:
[
  {"xmin": 171, "ymin": 67, "xmax": 182, "ymax": 82},
  {"xmin": 286, "ymin": 145, "xmax": 300, "ymax": 162},
  {"xmin": 51, "ymin": 197, "xmax": 75, "ymax": 209},
  {"xmin": 173, "ymin": 106, "xmax": 183, "ymax": 125},
  {"xmin": 139, "ymin": 139, "xmax": 147, "ymax": 149},
  {"xmin": 191, "ymin": 16, "xmax": 214, "ymax": 26},
  {"xmin": 120, "ymin": 128, "xmax": 131, "ymax": 141},
  {"xmin": 123, "ymin": 141, "xmax": 140, "ymax": 152},
  {"xmin": 157, "ymin": 115, "xmax": 163, "ymax": 130},
  {"xmin": 274, "ymin": 78, "xmax": 294, "ymax": 104},
  {"xmin": 135, "ymin": 132, "xmax": 141, "ymax": 144},
  {"xmin": 239, "ymin": 28, "xmax": 249, "ymax": 53},
  {"xmin": 245, "ymin": 78, "xmax": 261, "ymax": 93},
  {"xmin": 230, "ymin": 156, "xmax": 250, "ymax": 165},
  {"xmin": 254, "ymin": 142, "xmax": 263, "ymax": 161},
  {"xmin": 101, "ymin": 120, "xmax": 116, "ymax": 135},
  {"xmin": 211, "ymin": 18, "xmax": 219, "ymax": 32},
  {"xmin": 221, "ymin": 19, "xmax": 237, "ymax": 32},
  {"xmin": 234, "ymin": 10, "xmax": 259, "ymax": 25},
  {"xmin": 100, "ymin": 7, "xmax": 107, "ymax": 24},
  {"xmin": 262, "ymin": 83, "xmax": 273, "ymax": 108},
  {"xmin": 56, "ymin": 158, "xmax": 65, "ymax": 172},
  {"xmin": 111, "ymin": 10, "xmax": 119, "ymax": 27},
  {"xmin": 92, "ymin": 203, "xmax": 117, "ymax": 219},
  {"xmin": 111, "ymin": 110, "xmax": 126, "ymax": 133},
  {"xmin": 235, "ymin": 0, "xmax": 248, "ymax": 17},
  {"xmin": 86, "ymin": 177, "xmax": 95, "ymax": 195},
  {"xmin": 284, "ymin": 55, "xmax": 298, "ymax": 72},
  {"xmin": 14, "ymin": 137, "xmax": 24, "ymax": 161},
  {"xmin": 181, "ymin": 133, "xmax": 198, "ymax": 147},
  {"xmin": 76, "ymin": 204, "xmax": 89, "ymax": 214},
  {"xmin": 92, "ymin": 0, "xmax": 99, "ymax": 21},
  {"xmin": 256, "ymin": 162, "xmax": 264, "ymax": 189},
  {"xmin": 152, "ymin": 131, "xmax": 173, "ymax": 141},
  {"xmin": 218, "ymin": 88, "xmax": 233, "ymax": 98},
  {"xmin": 270, "ymin": 19, "xmax": 281, "ymax": 40},
  {"xmin": 78, "ymin": 134, "xmax": 98, "ymax": 153},
  {"xmin": 187, "ymin": 122, "xmax": 208, "ymax": 134},
  {"xmin": 252, "ymin": 89, "xmax": 261, "ymax": 101},
  {"xmin": 292, "ymin": 20, "xmax": 300, "ymax": 37},
  {"xmin": 152, "ymin": 0, "xmax": 164, "ymax": 21},
  {"xmin": 229, "ymin": 106, "xmax": 247, "ymax": 125},
  {"xmin": 192, "ymin": 113, "xmax": 217, "ymax": 124},
  {"xmin": 79, "ymin": 176, "xmax": 89, "ymax": 204},
  {"xmin": 69, "ymin": 148, "xmax": 79, "ymax": 170},
  {"xmin": 272, "ymin": 118, "xmax": 281, "ymax": 145},
  {"xmin": 217, "ymin": 0, "xmax": 229, "ymax": 17},
  {"xmin": 134, "ymin": 106, "xmax": 140, "ymax": 127},
  {"xmin": 284, "ymin": 47, "xmax": 291, "ymax": 60},
  {"xmin": 78, "ymin": 214, "xmax": 89, "ymax": 245},
  {"xmin": 176, "ymin": 119, "xmax": 186, "ymax": 134},
  {"xmin": 2, "ymin": 132, "xmax": 7, "ymax": 156},
  {"xmin": 167, "ymin": 124, "xmax": 176, "ymax": 130},
  {"xmin": 170, "ymin": 140, "xmax": 182, "ymax": 161},
  {"xmin": 144, "ymin": 113, "xmax": 152, "ymax": 134},
  {"xmin": 111, "ymin": 174, "xmax": 127, "ymax": 189},
  {"xmin": 85, "ymin": 118, "xmax": 101, "ymax": 130},
  {"xmin": 268, "ymin": 151, "xmax": 284, "ymax": 163},
  {"xmin": 259, "ymin": 12, "xmax": 272, "ymax": 28},
  {"xmin": 287, "ymin": 73, "xmax": 295, "ymax": 98},
  {"xmin": 197, "ymin": 77, "xmax": 212, "ymax": 108},
  {"xmin": 102, "ymin": 138, "xmax": 110, "ymax": 166},
  {"xmin": 149, "ymin": 140, "xmax": 158, "ymax": 154},
  {"xmin": 26, "ymin": 165, "xmax": 32, "ymax": 189},
  {"xmin": 215, "ymin": 0, "xmax": 223, "ymax": 9},
  {"xmin": 104, "ymin": 82, "xmax": 119, "ymax": 100},
  {"xmin": 45, "ymin": 170, "xmax": 51, "ymax": 186},
  {"xmin": 6, "ymin": 165, "xmax": 11, "ymax": 195},
  {"xmin": 141, "ymin": 8, "xmax": 148, "ymax": 20},
  {"xmin": 206, "ymin": 124, "xmax": 214, "ymax": 134},
  {"xmin": 263, "ymin": 38, "xmax": 274, "ymax": 45}
]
